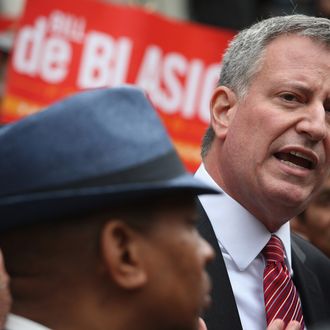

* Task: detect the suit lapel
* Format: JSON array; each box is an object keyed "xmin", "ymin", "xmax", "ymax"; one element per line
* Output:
[
  {"xmin": 291, "ymin": 236, "xmax": 327, "ymax": 327},
  {"xmin": 197, "ymin": 202, "xmax": 328, "ymax": 330},
  {"xmin": 197, "ymin": 202, "xmax": 243, "ymax": 330}
]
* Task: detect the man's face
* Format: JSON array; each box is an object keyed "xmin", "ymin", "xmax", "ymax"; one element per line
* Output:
[
  {"xmin": 140, "ymin": 198, "xmax": 214, "ymax": 330},
  {"xmin": 303, "ymin": 176, "xmax": 330, "ymax": 257},
  {"xmin": 219, "ymin": 35, "xmax": 330, "ymax": 230}
]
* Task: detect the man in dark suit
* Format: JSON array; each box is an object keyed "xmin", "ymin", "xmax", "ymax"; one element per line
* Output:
[
  {"xmin": 0, "ymin": 86, "xmax": 219, "ymax": 330},
  {"xmin": 196, "ymin": 14, "xmax": 330, "ymax": 330}
]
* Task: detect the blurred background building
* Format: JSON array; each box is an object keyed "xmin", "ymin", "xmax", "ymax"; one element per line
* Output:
[
  {"xmin": 1, "ymin": 0, "xmax": 330, "ymax": 60},
  {"xmin": 189, "ymin": 0, "xmax": 330, "ymax": 30},
  {"xmin": 1, "ymin": 0, "xmax": 329, "ymax": 107}
]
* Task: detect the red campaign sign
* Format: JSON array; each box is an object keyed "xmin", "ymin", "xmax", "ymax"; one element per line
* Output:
[{"xmin": 0, "ymin": 0, "xmax": 235, "ymax": 172}]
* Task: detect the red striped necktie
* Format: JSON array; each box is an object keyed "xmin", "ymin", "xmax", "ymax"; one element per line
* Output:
[{"xmin": 262, "ymin": 235, "xmax": 305, "ymax": 329}]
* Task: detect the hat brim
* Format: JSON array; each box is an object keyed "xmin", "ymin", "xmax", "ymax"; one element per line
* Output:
[{"xmin": 0, "ymin": 173, "xmax": 219, "ymax": 230}]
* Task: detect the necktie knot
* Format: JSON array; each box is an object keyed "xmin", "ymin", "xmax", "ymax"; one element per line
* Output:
[{"xmin": 262, "ymin": 235, "xmax": 285, "ymax": 263}]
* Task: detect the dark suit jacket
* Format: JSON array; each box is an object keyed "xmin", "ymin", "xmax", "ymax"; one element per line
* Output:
[{"xmin": 197, "ymin": 204, "xmax": 330, "ymax": 330}]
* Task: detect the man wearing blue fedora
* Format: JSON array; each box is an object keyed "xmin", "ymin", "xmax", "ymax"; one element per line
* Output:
[{"xmin": 0, "ymin": 86, "xmax": 218, "ymax": 330}]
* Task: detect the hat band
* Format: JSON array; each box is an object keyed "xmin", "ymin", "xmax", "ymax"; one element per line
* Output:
[
  {"xmin": 63, "ymin": 150, "xmax": 186, "ymax": 189},
  {"xmin": 1, "ymin": 150, "xmax": 186, "ymax": 198}
]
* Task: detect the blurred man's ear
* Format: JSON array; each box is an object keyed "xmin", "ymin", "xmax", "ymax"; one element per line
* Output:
[
  {"xmin": 210, "ymin": 86, "xmax": 237, "ymax": 139},
  {"xmin": 100, "ymin": 220, "xmax": 148, "ymax": 289}
]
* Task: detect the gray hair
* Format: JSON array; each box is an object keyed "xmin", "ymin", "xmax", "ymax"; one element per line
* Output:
[{"xmin": 201, "ymin": 14, "xmax": 330, "ymax": 159}]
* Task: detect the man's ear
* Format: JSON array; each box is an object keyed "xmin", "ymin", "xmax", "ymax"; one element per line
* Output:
[
  {"xmin": 100, "ymin": 220, "xmax": 147, "ymax": 289},
  {"xmin": 210, "ymin": 86, "xmax": 238, "ymax": 139}
]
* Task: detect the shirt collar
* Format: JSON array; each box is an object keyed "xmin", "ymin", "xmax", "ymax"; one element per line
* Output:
[
  {"xmin": 5, "ymin": 314, "xmax": 51, "ymax": 330},
  {"xmin": 195, "ymin": 164, "xmax": 292, "ymax": 271}
]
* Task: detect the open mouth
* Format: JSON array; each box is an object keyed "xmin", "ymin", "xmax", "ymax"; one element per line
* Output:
[{"xmin": 274, "ymin": 151, "xmax": 316, "ymax": 170}]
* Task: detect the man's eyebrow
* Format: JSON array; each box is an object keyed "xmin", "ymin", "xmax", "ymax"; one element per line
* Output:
[
  {"xmin": 283, "ymin": 83, "xmax": 330, "ymax": 104},
  {"xmin": 276, "ymin": 81, "xmax": 312, "ymax": 94},
  {"xmin": 287, "ymin": 83, "xmax": 313, "ymax": 96}
]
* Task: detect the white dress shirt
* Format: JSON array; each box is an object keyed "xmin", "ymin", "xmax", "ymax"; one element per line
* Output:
[
  {"xmin": 5, "ymin": 314, "xmax": 51, "ymax": 330},
  {"xmin": 195, "ymin": 164, "xmax": 292, "ymax": 330}
]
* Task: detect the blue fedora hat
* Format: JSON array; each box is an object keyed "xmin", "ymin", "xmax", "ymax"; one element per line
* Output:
[{"xmin": 0, "ymin": 85, "xmax": 218, "ymax": 230}]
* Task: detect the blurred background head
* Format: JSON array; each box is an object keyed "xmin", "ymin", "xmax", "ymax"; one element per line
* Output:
[{"xmin": 291, "ymin": 175, "xmax": 330, "ymax": 258}]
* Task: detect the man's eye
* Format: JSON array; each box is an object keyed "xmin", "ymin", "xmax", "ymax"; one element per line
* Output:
[
  {"xmin": 280, "ymin": 93, "xmax": 298, "ymax": 102},
  {"xmin": 315, "ymin": 192, "xmax": 330, "ymax": 206}
]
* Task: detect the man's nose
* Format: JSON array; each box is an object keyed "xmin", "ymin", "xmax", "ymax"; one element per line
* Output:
[{"xmin": 295, "ymin": 103, "xmax": 328, "ymax": 142}]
